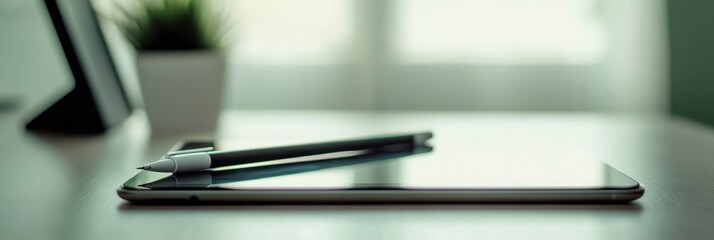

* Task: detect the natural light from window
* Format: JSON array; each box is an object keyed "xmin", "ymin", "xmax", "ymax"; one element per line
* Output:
[
  {"xmin": 391, "ymin": 0, "xmax": 606, "ymax": 64},
  {"xmin": 227, "ymin": 0, "xmax": 353, "ymax": 64},
  {"xmin": 95, "ymin": 0, "xmax": 606, "ymax": 65}
]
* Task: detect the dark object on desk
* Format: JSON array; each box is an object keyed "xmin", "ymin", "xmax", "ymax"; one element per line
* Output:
[
  {"xmin": 26, "ymin": 0, "xmax": 132, "ymax": 134},
  {"xmin": 138, "ymin": 132, "xmax": 433, "ymax": 173},
  {"xmin": 142, "ymin": 145, "xmax": 433, "ymax": 189},
  {"xmin": 119, "ymin": 140, "xmax": 644, "ymax": 204}
]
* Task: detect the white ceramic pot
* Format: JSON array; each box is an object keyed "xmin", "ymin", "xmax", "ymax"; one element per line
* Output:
[{"xmin": 136, "ymin": 51, "xmax": 226, "ymax": 134}]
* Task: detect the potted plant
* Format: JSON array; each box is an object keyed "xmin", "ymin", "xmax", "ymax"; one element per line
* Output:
[{"xmin": 115, "ymin": 0, "xmax": 229, "ymax": 134}]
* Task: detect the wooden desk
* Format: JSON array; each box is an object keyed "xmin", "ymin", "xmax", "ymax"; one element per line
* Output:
[{"xmin": 2, "ymin": 110, "xmax": 713, "ymax": 240}]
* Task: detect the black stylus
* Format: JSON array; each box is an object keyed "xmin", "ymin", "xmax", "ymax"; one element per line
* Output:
[
  {"xmin": 139, "ymin": 145, "xmax": 433, "ymax": 189},
  {"xmin": 137, "ymin": 132, "xmax": 433, "ymax": 173}
]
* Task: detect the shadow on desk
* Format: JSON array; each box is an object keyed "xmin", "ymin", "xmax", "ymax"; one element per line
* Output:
[{"xmin": 118, "ymin": 202, "xmax": 642, "ymax": 212}]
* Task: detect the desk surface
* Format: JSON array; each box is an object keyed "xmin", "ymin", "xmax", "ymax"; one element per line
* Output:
[{"xmin": 2, "ymin": 110, "xmax": 714, "ymax": 240}]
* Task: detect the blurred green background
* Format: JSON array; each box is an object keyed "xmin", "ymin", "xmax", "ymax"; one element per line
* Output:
[{"xmin": 0, "ymin": 0, "xmax": 711, "ymax": 125}]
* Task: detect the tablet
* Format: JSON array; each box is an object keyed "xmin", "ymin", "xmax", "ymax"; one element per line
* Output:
[{"xmin": 118, "ymin": 141, "xmax": 644, "ymax": 204}]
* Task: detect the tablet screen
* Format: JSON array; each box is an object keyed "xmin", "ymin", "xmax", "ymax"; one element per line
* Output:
[{"xmin": 123, "ymin": 141, "xmax": 639, "ymax": 191}]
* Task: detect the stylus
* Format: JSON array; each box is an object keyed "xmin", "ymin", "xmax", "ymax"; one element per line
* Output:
[
  {"xmin": 139, "ymin": 145, "xmax": 433, "ymax": 189},
  {"xmin": 137, "ymin": 132, "xmax": 433, "ymax": 173}
]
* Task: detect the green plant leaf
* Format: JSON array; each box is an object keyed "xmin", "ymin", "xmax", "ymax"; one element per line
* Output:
[{"xmin": 111, "ymin": 0, "xmax": 230, "ymax": 51}]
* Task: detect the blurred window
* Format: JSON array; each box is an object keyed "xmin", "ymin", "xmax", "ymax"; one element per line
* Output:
[
  {"xmin": 391, "ymin": 0, "xmax": 606, "ymax": 64},
  {"xmin": 229, "ymin": 0, "xmax": 353, "ymax": 64}
]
